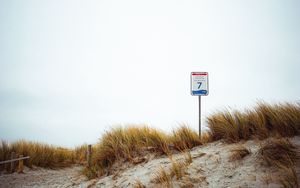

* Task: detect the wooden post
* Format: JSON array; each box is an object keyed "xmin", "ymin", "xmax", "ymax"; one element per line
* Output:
[
  {"xmin": 18, "ymin": 155, "xmax": 24, "ymax": 173},
  {"xmin": 87, "ymin": 145, "xmax": 92, "ymax": 168},
  {"xmin": 10, "ymin": 152, "xmax": 16, "ymax": 173}
]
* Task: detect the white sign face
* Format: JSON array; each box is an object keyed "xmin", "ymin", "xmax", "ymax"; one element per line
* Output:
[{"xmin": 191, "ymin": 72, "xmax": 209, "ymax": 96}]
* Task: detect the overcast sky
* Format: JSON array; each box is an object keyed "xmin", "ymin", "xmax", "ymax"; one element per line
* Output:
[{"xmin": 1, "ymin": 0, "xmax": 299, "ymax": 147}]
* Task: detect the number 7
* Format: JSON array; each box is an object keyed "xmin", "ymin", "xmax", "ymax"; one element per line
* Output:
[{"xmin": 197, "ymin": 82, "xmax": 202, "ymax": 89}]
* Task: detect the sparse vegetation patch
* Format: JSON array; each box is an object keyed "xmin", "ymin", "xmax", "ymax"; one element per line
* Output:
[
  {"xmin": 229, "ymin": 145, "xmax": 251, "ymax": 161},
  {"xmin": 258, "ymin": 138, "xmax": 299, "ymax": 187}
]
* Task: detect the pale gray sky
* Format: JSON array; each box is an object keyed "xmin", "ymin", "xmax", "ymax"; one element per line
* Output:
[{"xmin": 1, "ymin": 0, "xmax": 299, "ymax": 147}]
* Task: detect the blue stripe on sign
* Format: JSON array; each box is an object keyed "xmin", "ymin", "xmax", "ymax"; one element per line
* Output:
[{"xmin": 192, "ymin": 90, "xmax": 207, "ymax": 95}]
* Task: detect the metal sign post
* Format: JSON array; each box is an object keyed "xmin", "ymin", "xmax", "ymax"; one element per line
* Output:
[
  {"xmin": 198, "ymin": 95, "xmax": 201, "ymax": 138},
  {"xmin": 191, "ymin": 72, "xmax": 209, "ymax": 138}
]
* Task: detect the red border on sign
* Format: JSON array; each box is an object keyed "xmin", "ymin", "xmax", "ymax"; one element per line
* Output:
[{"xmin": 192, "ymin": 73, "xmax": 207, "ymax": 76}]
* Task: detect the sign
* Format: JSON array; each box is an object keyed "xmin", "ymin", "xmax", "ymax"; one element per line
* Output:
[
  {"xmin": 190, "ymin": 71, "xmax": 209, "ymax": 138},
  {"xmin": 191, "ymin": 72, "xmax": 209, "ymax": 96}
]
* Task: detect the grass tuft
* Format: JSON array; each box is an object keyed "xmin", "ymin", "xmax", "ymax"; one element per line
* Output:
[
  {"xmin": 258, "ymin": 138, "xmax": 299, "ymax": 168},
  {"xmin": 183, "ymin": 151, "xmax": 193, "ymax": 165},
  {"xmin": 152, "ymin": 166, "xmax": 172, "ymax": 187},
  {"xmin": 171, "ymin": 125, "xmax": 201, "ymax": 151},
  {"xmin": 169, "ymin": 158, "xmax": 186, "ymax": 180},
  {"xmin": 207, "ymin": 102, "xmax": 300, "ymax": 143},
  {"xmin": 277, "ymin": 166, "xmax": 298, "ymax": 188},
  {"xmin": 258, "ymin": 138, "xmax": 299, "ymax": 187},
  {"xmin": 74, "ymin": 144, "xmax": 88, "ymax": 164},
  {"xmin": 229, "ymin": 145, "xmax": 251, "ymax": 161},
  {"xmin": 201, "ymin": 131, "xmax": 213, "ymax": 144},
  {"xmin": 90, "ymin": 125, "xmax": 205, "ymax": 177},
  {"xmin": 133, "ymin": 179, "xmax": 146, "ymax": 188},
  {"xmin": 91, "ymin": 126, "xmax": 170, "ymax": 176}
]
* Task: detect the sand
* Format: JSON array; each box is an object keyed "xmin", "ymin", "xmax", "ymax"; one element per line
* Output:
[
  {"xmin": 1, "ymin": 136, "xmax": 299, "ymax": 188},
  {"xmin": 0, "ymin": 165, "xmax": 93, "ymax": 188}
]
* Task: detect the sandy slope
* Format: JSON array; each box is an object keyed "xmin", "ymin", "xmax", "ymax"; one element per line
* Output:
[
  {"xmin": 93, "ymin": 137, "xmax": 300, "ymax": 187},
  {"xmin": 0, "ymin": 165, "xmax": 93, "ymax": 188},
  {"xmin": 1, "ymin": 137, "xmax": 299, "ymax": 188}
]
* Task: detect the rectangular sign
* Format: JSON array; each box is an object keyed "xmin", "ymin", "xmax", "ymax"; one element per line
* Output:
[{"xmin": 191, "ymin": 72, "xmax": 209, "ymax": 96}]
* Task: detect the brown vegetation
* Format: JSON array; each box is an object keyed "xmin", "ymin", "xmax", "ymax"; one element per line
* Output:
[
  {"xmin": 183, "ymin": 151, "xmax": 193, "ymax": 165},
  {"xmin": 201, "ymin": 131, "xmax": 213, "ymax": 144},
  {"xmin": 133, "ymin": 179, "xmax": 146, "ymax": 188},
  {"xmin": 74, "ymin": 144, "xmax": 88, "ymax": 164},
  {"xmin": 87, "ymin": 125, "xmax": 200, "ymax": 178},
  {"xmin": 83, "ymin": 102, "xmax": 300, "ymax": 179},
  {"xmin": 258, "ymin": 138, "xmax": 299, "ymax": 187},
  {"xmin": 207, "ymin": 102, "xmax": 300, "ymax": 143},
  {"xmin": 229, "ymin": 144, "xmax": 251, "ymax": 161},
  {"xmin": 171, "ymin": 125, "xmax": 202, "ymax": 151},
  {"xmin": 0, "ymin": 140, "xmax": 75, "ymax": 170},
  {"xmin": 91, "ymin": 126, "xmax": 169, "ymax": 176},
  {"xmin": 169, "ymin": 158, "xmax": 186, "ymax": 180},
  {"xmin": 258, "ymin": 138, "xmax": 299, "ymax": 168},
  {"xmin": 1, "ymin": 101, "xmax": 299, "ymax": 187},
  {"xmin": 151, "ymin": 150, "xmax": 194, "ymax": 187},
  {"xmin": 152, "ymin": 166, "xmax": 173, "ymax": 187}
]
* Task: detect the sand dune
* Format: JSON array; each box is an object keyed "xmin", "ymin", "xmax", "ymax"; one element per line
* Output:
[{"xmin": 1, "ymin": 137, "xmax": 299, "ymax": 188}]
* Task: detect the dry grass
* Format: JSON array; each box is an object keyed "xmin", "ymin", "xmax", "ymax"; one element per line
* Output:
[
  {"xmin": 133, "ymin": 179, "xmax": 146, "ymax": 188},
  {"xmin": 179, "ymin": 177, "xmax": 194, "ymax": 188},
  {"xmin": 229, "ymin": 145, "xmax": 251, "ymax": 161},
  {"xmin": 87, "ymin": 102, "xmax": 300, "ymax": 178},
  {"xmin": 201, "ymin": 131, "xmax": 213, "ymax": 144},
  {"xmin": 88, "ymin": 125, "xmax": 201, "ymax": 177},
  {"xmin": 171, "ymin": 125, "xmax": 202, "ymax": 151},
  {"xmin": 91, "ymin": 126, "xmax": 170, "ymax": 175},
  {"xmin": 277, "ymin": 166, "xmax": 298, "ymax": 188},
  {"xmin": 0, "ymin": 141, "xmax": 11, "ymax": 172},
  {"xmin": 183, "ymin": 151, "xmax": 193, "ymax": 165},
  {"xmin": 2, "ymin": 101, "xmax": 290, "ymax": 183},
  {"xmin": 152, "ymin": 166, "xmax": 173, "ymax": 187},
  {"xmin": 2, "ymin": 101, "xmax": 300, "ymax": 187},
  {"xmin": 207, "ymin": 102, "xmax": 300, "ymax": 143},
  {"xmin": 82, "ymin": 166, "xmax": 101, "ymax": 180},
  {"xmin": 258, "ymin": 138, "xmax": 299, "ymax": 187},
  {"xmin": 152, "ymin": 151, "xmax": 195, "ymax": 187},
  {"xmin": 0, "ymin": 140, "xmax": 75, "ymax": 170},
  {"xmin": 207, "ymin": 110, "xmax": 240, "ymax": 142},
  {"xmin": 169, "ymin": 158, "xmax": 186, "ymax": 180},
  {"xmin": 258, "ymin": 138, "xmax": 299, "ymax": 168},
  {"xmin": 74, "ymin": 144, "xmax": 88, "ymax": 164}
]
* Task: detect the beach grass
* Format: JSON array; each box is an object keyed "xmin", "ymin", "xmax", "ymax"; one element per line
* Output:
[
  {"xmin": 207, "ymin": 102, "xmax": 300, "ymax": 143},
  {"xmin": 0, "ymin": 140, "xmax": 75, "ymax": 171}
]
